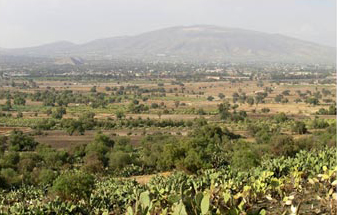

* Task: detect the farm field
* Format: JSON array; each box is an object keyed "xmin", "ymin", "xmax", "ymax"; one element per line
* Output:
[{"xmin": 0, "ymin": 65, "xmax": 336, "ymax": 214}]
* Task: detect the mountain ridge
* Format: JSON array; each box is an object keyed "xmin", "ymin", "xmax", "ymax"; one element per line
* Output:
[{"xmin": 1, "ymin": 25, "xmax": 335, "ymax": 63}]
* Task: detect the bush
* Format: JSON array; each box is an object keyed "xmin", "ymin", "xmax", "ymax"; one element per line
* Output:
[
  {"xmin": 52, "ymin": 107, "xmax": 66, "ymax": 119},
  {"xmin": 8, "ymin": 130, "xmax": 38, "ymax": 151},
  {"xmin": 36, "ymin": 144, "xmax": 68, "ymax": 169},
  {"xmin": 291, "ymin": 121, "xmax": 307, "ymax": 134},
  {"xmin": 16, "ymin": 112, "xmax": 23, "ymax": 118},
  {"xmin": 17, "ymin": 152, "xmax": 41, "ymax": 173},
  {"xmin": 207, "ymin": 96, "xmax": 214, "ymax": 101},
  {"xmin": 38, "ymin": 168, "xmax": 57, "ymax": 185},
  {"xmin": 51, "ymin": 171, "xmax": 95, "ymax": 201},
  {"xmin": 0, "ymin": 168, "xmax": 21, "ymax": 187},
  {"xmin": 261, "ymin": 108, "xmax": 270, "ymax": 113},
  {"xmin": 85, "ymin": 132, "xmax": 114, "ymax": 166},
  {"xmin": 0, "ymin": 151, "xmax": 20, "ymax": 169},
  {"xmin": 312, "ymin": 118, "xmax": 329, "ymax": 129},
  {"xmin": 0, "ymin": 136, "xmax": 7, "ymax": 153},
  {"xmin": 270, "ymin": 135, "xmax": 297, "ymax": 157},
  {"xmin": 109, "ymin": 151, "xmax": 133, "ymax": 170},
  {"xmin": 82, "ymin": 153, "xmax": 104, "ymax": 174},
  {"xmin": 231, "ymin": 146, "xmax": 260, "ymax": 171},
  {"xmin": 179, "ymin": 149, "xmax": 203, "ymax": 173},
  {"xmin": 273, "ymin": 112, "xmax": 288, "ymax": 123}
]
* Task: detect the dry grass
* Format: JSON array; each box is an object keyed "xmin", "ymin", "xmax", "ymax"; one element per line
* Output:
[{"xmin": 128, "ymin": 172, "xmax": 171, "ymax": 184}]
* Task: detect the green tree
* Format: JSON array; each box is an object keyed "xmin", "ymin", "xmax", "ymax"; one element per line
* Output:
[
  {"xmin": 8, "ymin": 130, "xmax": 38, "ymax": 151},
  {"xmin": 52, "ymin": 171, "xmax": 94, "ymax": 201},
  {"xmin": 13, "ymin": 96, "xmax": 26, "ymax": 106},
  {"xmin": 116, "ymin": 110, "xmax": 125, "ymax": 120},
  {"xmin": 16, "ymin": 112, "xmax": 23, "ymax": 118},
  {"xmin": 85, "ymin": 132, "xmax": 114, "ymax": 166},
  {"xmin": 38, "ymin": 168, "xmax": 57, "ymax": 186},
  {"xmin": 0, "ymin": 168, "xmax": 20, "ymax": 187},
  {"xmin": 291, "ymin": 121, "xmax": 307, "ymax": 134},
  {"xmin": 218, "ymin": 93, "xmax": 225, "ymax": 99},
  {"xmin": 274, "ymin": 112, "xmax": 288, "ymax": 123},
  {"xmin": 270, "ymin": 135, "xmax": 297, "ymax": 156},
  {"xmin": 305, "ymin": 97, "xmax": 319, "ymax": 106},
  {"xmin": 109, "ymin": 151, "xmax": 133, "ymax": 170},
  {"xmin": 207, "ymin": 96, "xmax": 214, "ymax": 101},
  {"xmin": 274, "ymin": 95, "xmax": 283, "ymax": 103},
  {"xmin": 62, "ymin": 119, "xmax": 85, "ymax": 135},
  {"xmin": 82, "ymin": 153, "xmax": 104, "ymax": 174},
  {"xmin": 231, "ymin": 145, "xmax": 260, "ymax": 171},
  {"xmin": 247, "ymin": 97, "xmax": 255, "ymax": 106},
  {"xmin": 52, "ymin": 107, "xmax": 66, "ymax": 119},
  {"xmin": 90, "ymin": 86, "xmax": 97, "ymax": 93}
]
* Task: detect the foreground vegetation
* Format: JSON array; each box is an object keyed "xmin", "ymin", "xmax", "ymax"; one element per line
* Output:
[
  {"xmin": 0, "ymin": 62, "xmax": 336, "ymax": 214},
  {"xmin": 0, "ymin": 148, "xmax": 335, "ymax": 214},
  {"xmin": 0, "ymin": 120, "xmax": 336, "ymax": 214}
]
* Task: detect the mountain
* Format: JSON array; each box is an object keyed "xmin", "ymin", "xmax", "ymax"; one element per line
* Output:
[
  {"xmin": 1, "ymin": 41, "xmax": 76, "ymax": 57},
  {"xmin": 1, "ymin": 25, "xmax": 335, "ymax": 63}
]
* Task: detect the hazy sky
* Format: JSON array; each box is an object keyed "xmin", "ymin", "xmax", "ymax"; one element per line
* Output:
[{"xmin": 0, "ymin": 0, "xmax": 335, "ymax": 48}]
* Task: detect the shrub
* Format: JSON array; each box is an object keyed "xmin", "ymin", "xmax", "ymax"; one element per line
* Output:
[
  {"xmin": 8, "ymin": 130, "xmax": 38, "ymax": 151},
  {"xmin": 0, "ymin": 168, "xmax": 21, "ymax": 187},
  {"xmin": 207, "ymin": 96, "xmax": 214, "ymax": 101},
  {"xmin": 82, "ymin": 153, "xmax": 104, "ymax": 174},
  {"xmin": 52, "ymin": 107, "xmax": 66, "ymax": 119},
  {"xmin": 261, "ymin": 108, "xmax": 270, "ymax": 113},
  {"xmin": 291, "ymin": 121, "xmax": 308, "ymax": 134},
  {"xmin": 270, "ymin": 135, "xmax": 297, "ymax": 157},
  {"xmin": 109, "ymin": 151, "xmax": 133, "ymax": 170},
  {"xmin": 312, "ymin": 118, "xmax": 329, "ymax": 129},
  {"xmin": 273, "ymin": 112, "xmax": 288, "ymax": 123},
  {"xmin": 0, "ymin": 151, "xmax": 20, "ymax": 169},
  {"xmin": 38, "ymin": 168, "xmax": 57, "ymax": 185},
  {"xmin": 51, "ymin": 171, "xmax": 94, "ymax": 201},
  {"xmin": 231, "ymin": 147, "xmax": 260, "ymax": 171},
  {"xmin": 36, "ymin": 144, "xmax": 68, "ymax": 169}
]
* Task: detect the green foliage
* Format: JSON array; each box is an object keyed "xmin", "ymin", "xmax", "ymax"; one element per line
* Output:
[
  {"xmin": 36, "ymin": 144, "xmax": 69, "ymax": 170},
  {"xmin": 218, "ymin": 102, "xmax": 247, "ymax": 122},
  {"xmin": 51, "ymin": 171, "xmax": 94, "ymax": 201},
  {"xmin": 273, "ymin": 112, "xmax": 289, "ymax": 123},
  {"xmin": 13, "ymin": 96, "xmax": 26, "ymax": 106},
  {"xmin": 316, "ymin": 104, "xmax": 336, "ymax": 115},
  {"xmin": 90, "ymin": 86, "xmax": 97, "ymax": 93},
  {"xmin": 218, "ymin": 93, "xmax": 225, "ymax": 99},
  {"xmin": 206, "ymin": 96, "xmax": 214, "ymax": 101},
  {"xmin": 85, "ymin": 132, "xmax": 115, "ymax": 167},
  {"xmin": 274, "ymin": 94, "xmax": 283, "ymax": 103},
  {"xmin": 0, "ymin": 168, "xmax": 20, "ymax": 188},
  {"xmin": 0, "ymin": 151, "xmax": 20, "ymax": 169},
  {"xmin": 52, "ymin": 107, "xmax": 66, "ymax": 119},
  {"xmin": 82, "ymin": 153, "xmax": 104, "ymax": 174},
  {"xmin": 231, "ymin": 145, "xmax": 260, "ymax": 171},
  {"xmin": 128, "ymin": 102, "xmax": 149, "ymax": 113},
  {"xmin": 305, "ymin": 97, "xmax": 319, "ymax": 105},
  {"xmin": 61, "ymin": 118, "xmax": 85, "ymax": 135},
  {"xmin": 270, "ymin": 135, "xmax": 297, "ymax": 157},
  {"xmin": 0, "ymin": 148, "xmax": 336, "ymax": 214},
  {"xmin": 291, "ymin": 121, "xmax": 307, "ymax": 134},
  {"xmin": 247, "ymin": 97, "xmax": 255, "ymax": 106},
  {"xmin": 261, "ymin": 108, "xmax": 270, "ymax": 113},
  {"xmin": 7, "ymin": 130, "xmax": 38, "ymax": 151},
  {"xmin": 38, "ymin": 168, "xmax": 57, "ymax": 185},
  {"xmin": 109, "ymin": 151, "xmax": 133, "ymax": 170},
  {"xmin": 115, "ymin": 110, "xmax": 125, "ymax": 119}
]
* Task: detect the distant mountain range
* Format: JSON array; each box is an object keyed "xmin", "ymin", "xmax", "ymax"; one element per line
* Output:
[{"xmin": 1, "ymin": 25, "xmax": 335, "ymax": 63}]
